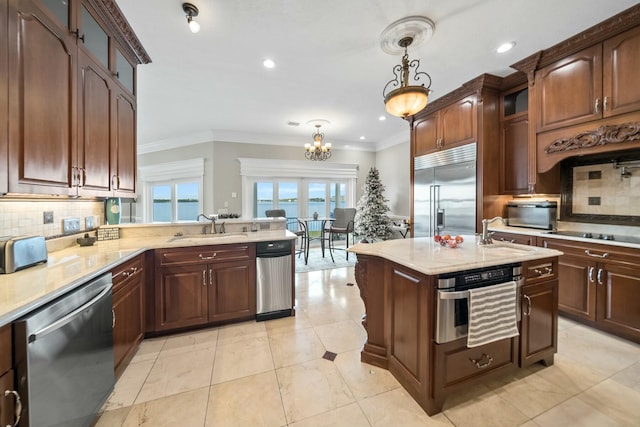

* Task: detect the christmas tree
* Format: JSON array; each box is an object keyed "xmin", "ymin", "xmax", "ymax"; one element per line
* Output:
[{"xmin": 354, "ymin": 167, "xmax": 392, "ymax": 242}]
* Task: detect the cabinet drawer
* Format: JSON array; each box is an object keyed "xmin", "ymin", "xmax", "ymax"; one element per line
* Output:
[
  {"xmin": 112, "ymin": 255, "xmax": 144, "ymax": 294},
  {"xmin": 0, "ymin": 324, "xmax": 10, "ymax": 375},
  {"xmin": 436, "ymin": 337, "xmax": 517, "ymax": 388},
  {"xmin": 157, "ymin": 244, "xmax": 253, "ymax": 267},
  {"xmin": 540, "ymin": 237, "xmax": 640, "ymax": 267},
  {"xmin": 523, "ymin": 257, "xmax": 558, "ymax": 284}
]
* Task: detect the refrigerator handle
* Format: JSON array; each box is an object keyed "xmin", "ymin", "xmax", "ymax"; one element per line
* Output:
[
  {"xmin": 434, "ymin": 184, "xmax": 444, "ymax": 232},
  {"xmin": 429, "ymin": 185, "xmax": 436, "ymax": 235}
]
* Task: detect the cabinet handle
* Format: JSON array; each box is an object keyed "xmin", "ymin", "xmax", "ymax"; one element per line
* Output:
[
  {"xmin": 198, "ymin": 253, "xmax": 215, "ymax": 260},
  {"xmin": 209, "ymin": 269, "xmax": 213, "ymax": 286},
  {"xmin": 595, "ymin": 98, "xmax": 600, "ymax": 113},
  {"xmin": 112, "ymin": 309, "xmax": 116, "ymax": 328},
  {"xmin": 113, "ymin": 71, "xmax": 120, "ymax": 79},
  {"xmin": 523, "ymin": 294, "xmax": 532, "ymax": 316},
  {"xmin": 72, "ymin": 29, "xmax": 85, "ymax": 43},
  {"xmin": 588, "ymin": 266, "xmax": 595, "ymax": 283},
  {"xmin": 469, "ymin": 353, "xmax": 493, "ymax": 369},
  {"xmin": 4, "ymin": 389, "xmax": 22, "ymax": 426},
  {"xmin": 597, "ymin": 268, "xmax": 604, "ymax": 285},
  {"xmin": 603, "ymin": 96, "xmax": 608, "ymax": 111},
  {"xmin": 393, "ymin": 269, "xmax": 420, "ymax": 284},
  {"xmin": 202, "ymin": 270, "xmax": 207, "ymax": 286},
  {"xmin": 585, "ymin": 250, "xmax": 609, "ymax": 258}
]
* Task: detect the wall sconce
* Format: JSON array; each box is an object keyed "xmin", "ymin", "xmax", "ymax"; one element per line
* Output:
[{"xmin": 182, "ymin": 3, "xmax": 200, "ymax": 33}]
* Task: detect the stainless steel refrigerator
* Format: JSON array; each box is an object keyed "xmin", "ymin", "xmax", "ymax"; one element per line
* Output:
[{"xmin": 413, "ymin": 143, "xmax": 476, "ymax": 237}]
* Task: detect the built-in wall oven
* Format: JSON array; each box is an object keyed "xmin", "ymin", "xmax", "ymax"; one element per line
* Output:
[
  {"xmin": 13, "ymin": 273, "xmax": 115, "ymax": 427},
  {"xmin": 435, "ymin": 263, "xmax": 523, "ymax": 344}
]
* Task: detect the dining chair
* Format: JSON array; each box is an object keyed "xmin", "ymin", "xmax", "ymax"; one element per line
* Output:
[
  {"xmin": 325, "ymin": 208, "xmax": 356, "ymax": 262},
  {"xmin": 286, "ymin": 217, "xmax": 307, "ymax": 259}
]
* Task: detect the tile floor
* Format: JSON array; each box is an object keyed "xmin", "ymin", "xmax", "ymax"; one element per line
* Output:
[{"xmin": 96, "ymin": 266, "xmax": 640, "ymax": 427}]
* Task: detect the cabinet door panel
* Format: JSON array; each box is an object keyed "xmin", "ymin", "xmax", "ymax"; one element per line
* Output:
[
  {"xmin": 557, "ymin": 254, "xmax": 596, "ymax": 321},
  {"xmin": 113, "ymin": 278, "xmax": 144, "ymax": 377},
  {"xmin": 536, "ymin": 44, "xmax": 602, "ymax": 132},
  {"xmin": 0, "ymin": 370, "xmax": 15, "ymax": 426},
  {"xmin": 521, "ymin": 280, "xmax": 558, "ymax": 367},
  {"xmin": 157, "ymin": 265, "xmax": 208, "ymax": 330},
  {"xmin": 78, "ymin": 52, "xmax": 111, "ymax": 194},
  {"xmin": 597, "ymin": 263, "xmax": 640, "ymax": 340},
  {"xmin": 113, "ymin": 93, "xmax": 136, "ymax": 194},
  {"xmin": 500, "ymin": 117, "xmax": 529, "ymax": 194},
  {"xmin": 209, "ymin": 260, "xmax": 255, "ymax": 323},
  {"xmin": 440, "ymin": 97, "xmax": 476, "ymax": 148},
  {"xmin": 603, "ymin": 26, "xmax": 640, "ymax": 117},
  {"xmin": 8, "ymin": 3, "xmax": 76, "ymax": 193},
  {"xmin": 413, "ymin": 114, "xmax": 439, "ymax": 157}
]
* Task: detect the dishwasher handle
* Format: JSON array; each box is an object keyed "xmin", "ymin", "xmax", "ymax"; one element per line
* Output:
[{"xmin": 28, "ymin": 283, "xmax": 113, "ymax": 343}]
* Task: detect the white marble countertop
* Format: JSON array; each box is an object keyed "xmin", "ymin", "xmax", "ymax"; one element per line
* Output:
[
  {"xmin": 0, "ymin": 230, "xmax": 296, "ymax": 326},
  {"xmin": 348, "ymin": 235, "xmax": 563, "ymax": 276}
]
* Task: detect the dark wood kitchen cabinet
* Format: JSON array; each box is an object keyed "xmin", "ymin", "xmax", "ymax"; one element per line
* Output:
[
  {"xmin": 0, "ymin": 324, "xmax": 18, "ymax": 426},
  {"xmin": 535, "ymin": 26, "xmax": 640, "ymax": 133},
  {"xmin": 413, "ymin": 95, "xmax": 477, "ymax": 157},
  {"xmin": 5, "ymin": 0, "xmax": 148, "ymax": 197},
  {"xmin": 0, "ymin": 1, "xmax": 8, "ymax": 194},
  {"xmin": 520, "ymin": 258, "xmax": 558, "ymax": 367},
  {"xmin": 540, "ymin": 237, "xmax": 640, "ymax": 343},
  {"xmin": 111, "ymin": 254, "xmax": 145, "ymax": 378},
  {"xmin": 152, "ymin": 244, "xmax": 256, "ymax": 333}
]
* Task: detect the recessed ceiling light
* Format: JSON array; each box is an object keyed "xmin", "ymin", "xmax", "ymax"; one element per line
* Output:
[
  {"xmin": 359, "ymin": 136, "xmax": 366, "ymax": 140},
  {"xmin": 263, "ymin": 59, "xmax": 276, "ymax": 68},
  {"xmin": 496, "ymin": 42, "xmax": 515, "ymax": 53},
  {"xmin": 378, "ymin": 116, "xmax": 386, "ymax": 121}
]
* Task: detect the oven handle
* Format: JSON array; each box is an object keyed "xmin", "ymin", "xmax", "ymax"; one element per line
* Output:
[
  {"xmin": 28, "ymin": 283, "xmax": 113, "ymax": 343},
  {"xmin": 438, "ymin": 277, "xmax": 524, "ymax": 301}
]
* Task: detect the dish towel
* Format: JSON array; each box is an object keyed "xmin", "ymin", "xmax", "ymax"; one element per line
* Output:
[{"xmin": 467, "ymin": 281, "xmax": 519, "ymax": 348}]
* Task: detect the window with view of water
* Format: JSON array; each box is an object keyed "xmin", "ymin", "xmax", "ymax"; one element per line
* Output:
[{"xmin": 152, "ymin": 181, "xmax": 200, "ymax": 222}]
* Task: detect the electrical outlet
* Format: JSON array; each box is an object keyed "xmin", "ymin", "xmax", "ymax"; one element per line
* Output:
[
  {"xmin": 43, "ymin": 211, "xmax": 54, "ymax": 224},
  {"xmin": 85, "ymin": 216, "xmax": 94, "ymax": 229},
  {"xmin": 63, "ymin": 218, "xmax": 81, "ymax": 234}
]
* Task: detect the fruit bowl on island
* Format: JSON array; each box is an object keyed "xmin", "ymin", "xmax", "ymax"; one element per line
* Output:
[{"xmin": 434, "ymin": 234, "xmax": 464, "ymax": 248}]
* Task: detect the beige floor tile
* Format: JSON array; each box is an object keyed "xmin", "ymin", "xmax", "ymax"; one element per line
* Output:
[
  {"xmin": 217, "ymin": 319, "xmax": 267, "ymax": 345},
  {"xmin": 288, "ymin": 402, "xmax": 371, "ymax": 427},
  {"xmin": 557, "ymin": 315, "xmax": 581, "ymax": 331},
  {"xmin": 578, "ymin": 379, "xmax": 640, "ymax": 426},
  {"xmin": 264, "ymin": 314, "xmax": 313, "ymax": 336},
  {"xmin": 305, "ymin": 306, "xmax": 354, "ymax": 327},
  {"xmin": 533, "ymin": 396, "xmax": 623, "ymax": 427},
  {"xmin": 314, "ymin": 319, "xmax": 367, "ymax": 354},
  {"xmin": 211, "ymin": 335, "xmax": 274, "ymax": 384},
  {"xmin": 269, "ymin": 327, "xmax": 326, "ymax": 368},
  {"xmin": 123, "ymin": 387, "xmax": 209, "ymax": 427},
  {"xmin": 611, "ymin": 361, "xmax": 640, "ymax": 393},
  {"xmin": 205, "ymin": 371, "xmax": 286, "ymax": 427},
  {"xmin": 557, "ymin": 324, "xmax": 640, "ymax": 376},
  {"xmin": 277, "ymin": 358, "xmax": 355, "ymax": 423},
  {"xmin": 359, "ymin": 388, "xmax": 451, "ymax": 427},
  {"xmin": 532, "ymin": 353, "xmax": 607, "ymax": 394},
  {"xmin": 135, "ymin": 347, "xmax": 215, "ymax": 404},
  {"xmin": 442, "ymin": 383, "xmax": 529, "ymax": 427},
  {"xmin": 333, "ymin": 349, "xmax": 400, "ymax": 400},
  {"xmin": 158, "ymin": 326, "xmax": 218, "ymax": 357},
  {"xmin": 129, "ymin": 337, "xmax": 166, "ymax": 364},
  {"xmin": 102, "ymin": 359, "xmax": 154, "ymax": 411},
  {"xmin": 95, "ymin": 406, "xmax": 131, "ymax": 426}
]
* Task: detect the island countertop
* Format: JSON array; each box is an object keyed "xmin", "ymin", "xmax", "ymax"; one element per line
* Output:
[
  {"xmin": 0, "ymin": 230, "xmax": 296, "ymax": 326},
  {"xmin": 348, "ymin": 235, "xmax": 563, "ymax": 276}
]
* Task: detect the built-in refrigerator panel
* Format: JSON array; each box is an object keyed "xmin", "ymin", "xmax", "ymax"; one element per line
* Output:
[{"xmin": 413, "ymin": 143, "xmax": 477, "ymax": 237}]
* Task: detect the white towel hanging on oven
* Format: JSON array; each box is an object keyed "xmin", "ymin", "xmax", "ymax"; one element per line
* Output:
[{"xmin": 467, "ymin": 281, "xmax": 519, "ymax": 348}]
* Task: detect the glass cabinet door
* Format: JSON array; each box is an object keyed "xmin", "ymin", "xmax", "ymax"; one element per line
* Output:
[
  {"xmin": 40, "ymin": 0, "xmax": 69, "ymax": 29},
  {"xmin": 116, "ymin": 47, "xmax": 135, "ymax": 94},
  {"xmin": 80, "ymin": 5, "xmax": 108, "ymax": 68}
]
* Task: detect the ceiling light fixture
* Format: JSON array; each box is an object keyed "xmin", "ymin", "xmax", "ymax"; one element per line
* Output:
[
  {"xmin": 383, "ymin": 36, "xmax": 432, "ymax": 118},
  {"xmin": 263, "ymin": 59, "xmax": 276, "ymax": 68},
  {"xmin": 182, "ymin": 3, "xmax": 200, "ymax": 33},
  {"xmin": 497, "ymin": 41, "xmax": 515, "ymax": 53},
  {"xmin": 304, "ymin": 123, "xmax": 332, "ymax": 161}
]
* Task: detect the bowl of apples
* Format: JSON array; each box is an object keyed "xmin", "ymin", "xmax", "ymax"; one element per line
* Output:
[{"xmin": 434, "ymin": 234, "xmax": 464, "ymax": 248}]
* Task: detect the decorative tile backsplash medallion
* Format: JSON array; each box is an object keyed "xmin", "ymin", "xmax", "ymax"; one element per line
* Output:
[
  {"xmin": 0, "ymin": 199, "xmax": 103, "ymax": 238},
  {"xmin": 572, "ymin": 163, "xmax": 640, "ymax": 215}
]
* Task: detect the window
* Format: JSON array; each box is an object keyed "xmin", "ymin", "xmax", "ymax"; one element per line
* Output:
[{"xmin": 139, "ymin": 158, "xmax": 205, "ymax": 223}]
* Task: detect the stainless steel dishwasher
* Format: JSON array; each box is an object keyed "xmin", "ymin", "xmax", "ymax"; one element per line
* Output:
[
  {"xmin": 13, "ymin": 273, "xmax": 115, "ymax": 427},
  {"xmin": 256, "ymin": 240, "xmax": 293, "ymax": 321}
]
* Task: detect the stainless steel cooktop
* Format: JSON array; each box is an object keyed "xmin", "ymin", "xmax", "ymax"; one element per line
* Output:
[{"xmin": 544, "ymin": 230, "xmax": 640, "ymax": 245}]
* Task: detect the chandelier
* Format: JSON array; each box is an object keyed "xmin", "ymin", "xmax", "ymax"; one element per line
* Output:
[
  {"xmin": 383, "ymin": 36, "xmax": 432, "ymax": 118},
  {"xmin": 304, "ymin": 124, "xmax": 332, "ymax": 161}
]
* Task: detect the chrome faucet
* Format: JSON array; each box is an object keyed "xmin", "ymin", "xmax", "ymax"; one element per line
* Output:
[
  {"xmin": 197, "ymin": 213, "xmax": 217, "ymax": 234},
  {"xmin": 479, "ymin": 216, "xmax": 505, "ymax": 245}
]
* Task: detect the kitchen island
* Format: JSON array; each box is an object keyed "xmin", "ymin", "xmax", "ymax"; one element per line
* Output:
[{"xmin": 348, "ymin": 235, "xmax": 563, "ymax": 415}]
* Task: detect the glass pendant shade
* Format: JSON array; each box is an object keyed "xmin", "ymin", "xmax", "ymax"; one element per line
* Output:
[{"xmin": 384, "ymin": 86, "xmax": 429, "ymax": 118}]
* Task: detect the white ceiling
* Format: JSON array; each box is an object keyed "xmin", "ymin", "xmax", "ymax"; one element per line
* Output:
[{"xmin": 115, "ymin": 0, "xmax": 639, "ymax": 154}]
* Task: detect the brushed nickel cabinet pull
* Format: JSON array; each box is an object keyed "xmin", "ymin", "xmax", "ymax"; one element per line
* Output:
[
  {"xmin": 209, "ymin": 269, "xmax": 213, "ymax": 286},
  {"xmin": 603, "ymin": 96, "xmax": 608, "ymax": 111},
  {"xmin": 523, "ymin": 294, "xmax": 532, "ymax": 316},
  {"xmin": 585, "ymin": 250, "xmax": 608, "ymax": 258},
  {"xmin": 597, "ymin": 268, "xmax": 604, "ymax": 285},
  {"xmin": 588, "ymin": 266, "xmax": 595, "ymax": 283},
  {"xmin": 595, "ymin": 98, "xmax": 600, "ymax": 113},
  {"xmin": 4, "ymin": 389, "xmax": 22, "ymax": 426},
  {"xmin": 202, "ymin": 270, "xmax": 207, "ymax": 286}
]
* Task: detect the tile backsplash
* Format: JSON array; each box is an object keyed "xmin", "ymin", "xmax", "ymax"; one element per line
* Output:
[
  {"xmin": 0, "ymin": 199, "xmax": 104, "ymax": 238},
  {"xmin": 572, "ymin": 163, "xmax": 640, "ymax": 215}
]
